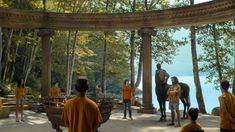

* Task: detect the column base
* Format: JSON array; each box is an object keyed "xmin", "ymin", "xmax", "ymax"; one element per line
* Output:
[{"xmin": 137, "ymin": 106, "xmax": 156, "ymax": 114}]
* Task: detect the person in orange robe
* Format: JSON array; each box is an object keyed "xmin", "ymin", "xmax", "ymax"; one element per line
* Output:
[
  {"xmin": 15, "ymin": 78, "xmax": 26, "ymax": 122},
  {"xmin": 219, "ymin": 80, "xmax": 235, "ymax": 132},
  {"xmin": 62, "ymin": 78, "xmax": 102, "ymax": 132},
  {"xmin": 121, "ymin": 79, "xmax": 133, "ymax": 120},
  {"xmin": 180, "ymin": 108, "xmax": 202, "ymax": 132},
  {"xmin": 49, "ymin": 83, "xmax": 61, "ymax": 104}
]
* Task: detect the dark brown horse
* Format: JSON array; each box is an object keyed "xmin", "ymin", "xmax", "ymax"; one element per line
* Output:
[{"xmin": 155, "ymin": 82, "xmax": 190, "ymax": 121}]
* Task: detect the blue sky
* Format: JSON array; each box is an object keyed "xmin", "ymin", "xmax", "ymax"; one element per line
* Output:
[{"xmin": 152, "ymin": 0, "xmax": 214, "ymax": 76}]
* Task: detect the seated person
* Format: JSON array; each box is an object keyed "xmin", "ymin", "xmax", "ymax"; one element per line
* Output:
[
  {"xmin": 180, "ymin": 108, "xmax": 203, "ymax": 132},
  {"xmin": 49, "ymin": 83, "xmax": 61, "ymax": 104}
]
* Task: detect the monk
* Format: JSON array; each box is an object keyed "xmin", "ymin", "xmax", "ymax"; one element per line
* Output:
[
  {"xmin": 62, "ymin": 78, "xmax": 102, "ymax": 132},
  {"xmin": 15, "ymin": 78, "xmax": 26, "ymax": 122},
  {"xmin": 49, "ymin": 83, "xmax": 61, "ymax": 103},
  {"xmin": 219, "ymin": 80, "xmax": 235, "ymax": 132},
  {"xmin": 180, "ymin": 108, "xmax": 203, "ymax": 132}
]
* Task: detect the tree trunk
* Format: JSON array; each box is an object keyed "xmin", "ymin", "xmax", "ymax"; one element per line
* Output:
[
  {"xmin": 0, "ymin": 27, "xmax": 2, "ymax": 83},
  {"xmin": 9, "ymin": 42, "xmax": 19, "ymax": 82},
  {"xmin": 101, "ymin": 32, "xmax": 107, "ymax": 94},
  {"xmin": 24, "ymin": 30, "xmax": 39, "ymax": 84},
  {"xmin": 135, "ymin": 45, "xmax": 143, "ymax": 88},
  {"xmin": 68, "ymin": 31, "xmax": 78, "ymax": 93},
  {"xmin": 144, "ymin": 0, "xmax": 148, "ymax": 10},
  {"xmin": 190, "ymin": 25, "xmax": 207, "ymax": 113},
  {"xmin": 2, "ymin": 29, "xmax": 14, "ymax": 82},
  {"xmin": 130, "ymin": 30, "xmax": 136, "ymax": 94},
  {"xmin": 66, "ymin": 31, "xmax": 71, "ymax": 95},
  {"xmin": 130, "ymin": 0, "xmax": 136, "ymax": 95},
  {"xmin": 10, "ymin": 29, "xmax": 22, "ymax": 82},
  {"xmin": 212, "ymin": 24, "xmax": 223, "ymax": 82},
  {"xmin": 100, "ymin": 0, "xmax": 110, "ymax": 94}
]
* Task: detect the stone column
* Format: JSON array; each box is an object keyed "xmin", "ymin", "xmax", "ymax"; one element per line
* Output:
[
  {"xmin": 38, "ymin": 29, "xmax": 54, "ymax": 98},
  {"xmin": 233, "ymin": 19, "xmax": 235, "ymax": 94},
  {"xmin": 138, "ymin": 27, "xmax": 155, "ymax": 114}
]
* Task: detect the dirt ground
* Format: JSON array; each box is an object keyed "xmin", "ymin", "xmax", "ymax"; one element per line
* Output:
[{"xmin": 0, "ymin": 109, "xmax": 220, "ymax": 132}]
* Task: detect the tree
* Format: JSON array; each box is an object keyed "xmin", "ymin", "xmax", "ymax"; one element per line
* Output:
[
  {"xmin": 197, "ymin": 22, "xmax": 234, "ymax": 88},
  {"xmin": 189, "ymin": 0, "xmax": 206, "ymax": 114},
  {"xmin": 23, "ymin": 30, "xmax": 39, "ymax": 84},
  {"xmin": 129, "ymin": 0, "xmax": 136, "ymax": 95}
]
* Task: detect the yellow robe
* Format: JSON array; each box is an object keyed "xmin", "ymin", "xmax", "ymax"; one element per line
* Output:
[
  {"xmin": 50, "ymin": 87, "xmax": 60, "ymax": 98},
  {"xmin": 15, "ymin": 87, "xmax": 25, "ymax": 98},
  {"xmin": 180, "ymin": 122, "xmax": 202, "ymax": 132},
  {"xmin": 219, "ymin": 92, "xmax": 235, "ymax": 129},
  {"xmin": 62, "ymin": 96, "xmax": 102, "ymax": 132}
]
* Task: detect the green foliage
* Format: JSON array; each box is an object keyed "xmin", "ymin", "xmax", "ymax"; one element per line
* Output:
[
  {"xmin": 197, "ymin": 22, "xmax": 234, "ymax": 88},
  {"xmin": 0, "ymin": 0, "xmax": 215, "ymax": 97},
  {"xmin": 2, "ymin": 0, "xmax": 40, "ymax": 9},
  {"xmin": 152, "ymin": 28, "xmax": 187, "ymax": 64}
]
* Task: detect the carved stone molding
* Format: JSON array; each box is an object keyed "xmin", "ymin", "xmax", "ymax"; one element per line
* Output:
[{"xmin": 0, "ymin": 0, "xmax": 234, "ymax": 30}]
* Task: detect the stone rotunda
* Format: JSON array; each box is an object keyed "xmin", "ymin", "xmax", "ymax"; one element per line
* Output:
[{"xmin": 0, "ymin": 0, "xmax": 234, "ymax": 113}]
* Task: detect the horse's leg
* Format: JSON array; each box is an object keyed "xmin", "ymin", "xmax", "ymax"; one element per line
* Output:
[
  {"xmin": 185, "ymin": 97, "xmax": 190, "ymax": 118},
  {"xmin": 162, "ymin": 100, "xmax": 166, "ymax": 121},
  {"xmin": 157, "ymin": 98, "xmax": 163, "ymax": 121},
  {"xmin": 181, "ymin": 98, "xmax": 186, "ymax": 119}
]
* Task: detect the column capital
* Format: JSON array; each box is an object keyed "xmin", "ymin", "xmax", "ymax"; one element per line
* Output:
[
  {"xmin": 38, "ymin": 29, "xmax": 55, "ymax": 37},
  {"xmin": 138, "ymin": 27, "xmax": 156, "ymax": 36}
]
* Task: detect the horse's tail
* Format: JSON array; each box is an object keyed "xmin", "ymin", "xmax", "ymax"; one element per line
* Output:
[{"xmin": 179, "ymin": 82, "xmax": 191, "ymax": 107}]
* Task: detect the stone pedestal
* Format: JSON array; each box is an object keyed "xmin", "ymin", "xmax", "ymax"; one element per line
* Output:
[
  {"xmin": 137, "ymin": 27, "xmax": 155, "ymax": 114},
  {"xmin": 38, "ymin": 29, "xmax": 54, "ymax": 98}
]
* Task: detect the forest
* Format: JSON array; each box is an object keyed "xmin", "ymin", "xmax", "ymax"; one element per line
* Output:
[{"xmin": 0, "ymin": 0, "xmax": 234, "ymax": 114}]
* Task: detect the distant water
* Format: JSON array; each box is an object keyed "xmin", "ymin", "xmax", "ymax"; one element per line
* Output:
[{"xmin": 138, "ymin": 76, "xmax": 231, "ymax": 113}]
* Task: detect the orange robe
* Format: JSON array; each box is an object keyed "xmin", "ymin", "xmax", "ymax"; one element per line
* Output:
[
  {"xmin": 180, "ymin": 122, "xmax": 202, "ymax": 132},
  {"xmin": 122, "ymin": 85, "xmax": 132, "ymax": 100},
  {"xmin": 15, "ymin": 87, "xmax": 25, "ymax": 98},
  {"xmin": 219, "ymin": 92, "xmax": 235, "ymax": 129},
  {"xmin": 50, "ymin": 86, "xmax": 60, "ymax": 98},
  {"xmin": 62, "ymin": 96, "xmax": 102, "ymax": 132}
]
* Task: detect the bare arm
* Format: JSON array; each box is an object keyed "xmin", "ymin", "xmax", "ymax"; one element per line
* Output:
[
  {"xmin": 164, "ymin": 70, "xmax": 170, "ymax": 83},
  {"xmin": 176, "ymin": 85, "xmax": 181, "ymax": 95}
]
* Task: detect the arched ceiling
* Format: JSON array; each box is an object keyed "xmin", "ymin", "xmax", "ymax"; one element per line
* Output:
[{"xmin": 0, "ymin": 0, "xmax": 234, "ymax": 30}]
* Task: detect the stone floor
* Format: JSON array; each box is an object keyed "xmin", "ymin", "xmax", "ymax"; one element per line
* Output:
[{"xmin": 0, "ymin": 109, "xmax": 220, "ymax": 132}]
